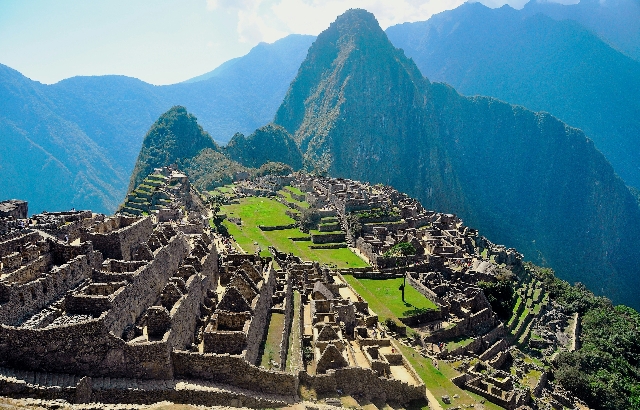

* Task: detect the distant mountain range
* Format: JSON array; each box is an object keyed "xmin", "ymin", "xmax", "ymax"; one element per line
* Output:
[
  {"xmin": 521, "ymin": 0, "xmax": 640, "ymax": 62},
  {"xmin": 2, "ymin": 0, "xmax": 640, "ymax": 310},
  {"xmin": 386, "ymin": 1, "xmax": 640, "ymax": 189},
  {"xmin": 0, "ymin": 34, "xmax": 314, "ymax": 214}
]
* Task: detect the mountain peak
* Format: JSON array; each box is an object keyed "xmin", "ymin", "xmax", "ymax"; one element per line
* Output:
[
  {"xmin": 274, "ymin": 8, "xmax": 428, "ymax": 154},
  {"xmin": 127, "ymin": 105, "xmax": 217, "ymax": 192}
]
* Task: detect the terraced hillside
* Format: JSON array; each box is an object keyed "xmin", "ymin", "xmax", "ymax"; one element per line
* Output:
[{"xmin": 217, "ymin": 187, "xmax": 367, "ymax": 268}]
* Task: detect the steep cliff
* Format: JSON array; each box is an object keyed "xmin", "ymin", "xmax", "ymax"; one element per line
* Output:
[
  {"xmin": 274, "ymin": 8, "xmax": 640, "ymax": 309},
  {"xmin": 224, "ymin": 123, "xmax": 303, "ymax": 170}
]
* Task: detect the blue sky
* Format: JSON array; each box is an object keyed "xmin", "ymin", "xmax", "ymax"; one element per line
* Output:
[{"xmin": 0, "ymin": 0, "xmax": 575, "ymax": 85}]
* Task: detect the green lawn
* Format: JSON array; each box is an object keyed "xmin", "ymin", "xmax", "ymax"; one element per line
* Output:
[
  {"xmin": 446, "ymin": 335, "xmax": 475, "ymax": 351},
  {"xmin": 279, "ymin": 189, "xmax": 310, "ymax": 209},
  {"xmin": 211, "ymin": 184, "xmax": 235, "ymax": 194},
  {"xmin": 224, "ymin": 196, "xmax": 295, "ymax": 226},
  {"xmin": 221, "ymin": 197, "xmax": 367, "ymax": 268},
  {"xmin": 259, "ymin": 312, "xmax": 285, "ymax": 369},
  {"xmin": 285, "ymin": 185, "xmax": 305, "ymax": 196},
  {"xmin": 397, "ymin": 344, "xmax": 505, "ymax": 410},
  {"xmin": 342, "ymin": 276, "xmax": 438, "ymax": 319}
]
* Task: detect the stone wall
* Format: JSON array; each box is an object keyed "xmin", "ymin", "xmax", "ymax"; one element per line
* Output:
[
  {"xmin": 244, "ymin": 263, "xmax": 276, "ymax": 364},
  {"xmin": 172, "ymin": 351, "xmax": 298, "ymax": 396},
  {"xmin": 300, "ymin": 366, "xmax": 424, "ymax": 404},
  {"xmin": 0, "ymin": 253, "xmax": 95, "ymax": 325},
  {"xmin": 479, "ymin": 339, "xmax": 508, "ymax": 362},
  {"xmin": 104, "ymin": 234, "xmax": 189, "ymax": 338},
  {"xmin": 259, "ymin": 224, "xmax": 297, "ymax": 231},
  {"xmin": 407, "ymin": 275, "xmax": 446, "ymax": 307},
  {"xmin": 0, "ymin": 231, "xmax": 40, "ymax": 258},
  {"xmin": 0, "ymin": 316, "xmax": 173, "ymax": 379},
  {"xmin": 278, "ymin": 274, "xmax": 294, "ymax": 369},
  {"xmin": 361, "ymin": 221, "xmax": 408, "ymax": 234},
  {"xmin": 82, "ymin": 217, "xmax": 153, "ymax": 261},
  {"xmin": 166, "ymin": 273, "xmax": 208, "ymax": 350},
  {"xmin": 310, "ymin": 232, "xmax": 346, "ymax": 244}
]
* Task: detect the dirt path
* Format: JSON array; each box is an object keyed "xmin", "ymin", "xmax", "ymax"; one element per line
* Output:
[
  {"xmin": 570, "ymin": 312, "xmax": 580, "ymax": 351},
  {"xmin": 424, "ymin": 386, "xmax": 444, "ymax": 410}
]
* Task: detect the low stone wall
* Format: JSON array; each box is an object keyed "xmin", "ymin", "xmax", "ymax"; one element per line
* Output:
[
  {"xmin": 300, "ymin": 366, "xmax": 424, "ymax": 404},
  {"xmin": 318, "ymin": 222, "xmax": 341, "ymax": 232},
  {"xmin": 309, "ymin": 243, "xmax": 347, "ymax": 249},
  {"xmin": 310, "ymin": 232, "xmax": 346, "ymax": 244},
  {"xmin": 278, "ymin": 276, "xmax": 294, "ymax": 370},
  {"xmin": 0, "ymin": 315, "xmax": 174, "ymax": 379},
  {"xmin": 259, "ymin": 224, "xmax": 297, "ymax": 231},
  {"xmin": 0, "ymin": 372, "xmax": 291, "ymax": 408},
  {"xmin": 399, "ymin": 309, "xmax": 444, "ymax": 326},
  {"xmin": 172, "ymin": 351, "xmax": 298, "ymax": 396},
  {"xmin": 349, "ymin": 270, "xmax": 401, "ymax": 279}
]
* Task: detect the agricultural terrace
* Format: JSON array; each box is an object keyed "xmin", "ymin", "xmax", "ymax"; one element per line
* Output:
[{"xmin": 221, "ymin": 197, "xmax": 368, "ymax": 268}]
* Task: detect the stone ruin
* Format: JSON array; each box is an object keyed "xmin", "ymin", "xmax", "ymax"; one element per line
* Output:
[
  {"xmin": 240, "ymin": 174, "xmax": 584, "ymax": 409},
  {"xmin": 0, "ymin": 171, "xmax": 587, "ymax": 408}
]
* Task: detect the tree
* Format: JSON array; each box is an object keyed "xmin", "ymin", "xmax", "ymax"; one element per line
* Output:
[{"xmin": 383, "ymin": 242, "xmax": 417, "ymax": 257}]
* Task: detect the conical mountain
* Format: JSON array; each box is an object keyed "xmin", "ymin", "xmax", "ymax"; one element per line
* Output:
[
  {"xmin": 275, "ymin": 9, "xmax": 464, "ymax": 212},
  {"xmin": 128, "ymin": 106, "xmax": 217, "ymax": 191},
  {"xmin": 274, "ymin": 8, "xmax": 640, "ymax": 309}
]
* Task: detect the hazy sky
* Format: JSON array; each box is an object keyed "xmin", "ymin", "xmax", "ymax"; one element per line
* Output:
[{"xmin": 0, "ymin": 0, "xmax": 574, "ymax": 85}]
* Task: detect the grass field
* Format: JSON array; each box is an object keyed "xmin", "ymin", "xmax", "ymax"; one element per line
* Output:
[
  {"xmin": 279, "ymin": 189, "xmax": 310, "ymax": 209},
  {"xmin": 397, "ymin": 344, "xmax": 505, "ymax": 410},
  {"xmin": 222, "ymin": 197, "xmax": 368, "ymax": 268},
  {"xmin": 259, "ymin": 312, "xmax": 285, "ymax": 369},
  {"xmin": 285, "ymin": 186, "xmax": 305, "ymax": 196},
  {"xmin": 342, "ymin": 276, "xmax": 438, "ymax": 319}
]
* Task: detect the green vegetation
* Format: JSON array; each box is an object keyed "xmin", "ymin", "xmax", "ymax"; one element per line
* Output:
[
  {"xmin": 279, "ymin": 189, "xmax": 310, "ymax": 209},
  {"xmin": 221, "ymin": 197, "xmax": 367, "ymax": 268},
  {"xmin": 351, "ymin": 207, "xmax": 399, "ymax": 221},
  {"xmin": 396, "ymin": 344, "xmax": 503, "ymax": 410},
  {"xmin": 224, "ymin": 123, "xmax": 303, "ymax": 170},
  {"xmin": 128, "ymin": 106, "xmax": 218, "ymax": 192},
  {"xmin": 382, "ymin": 242, "xmax": 417, "ymax": 257},
  {"xmin": 259, "ymin": 312, "xmax": 285, "ymax": 369},
  {"xmin": 446, "ymin": 335, "xmax": 475, "ymax": 351},
  {"xmin": 478, "ymin": 278, "xmax": 516, "ymax": 320},
  {"xmin": 341, "ymin": 276, "xmax": 437, "ymax": 319},
  {"xmin": 529, "ymin": 264, "xmax": 640, "ymax": 410},
  {"xmin": 286, "ymin": 185, "xmax": 305, "ymax": 196}
]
